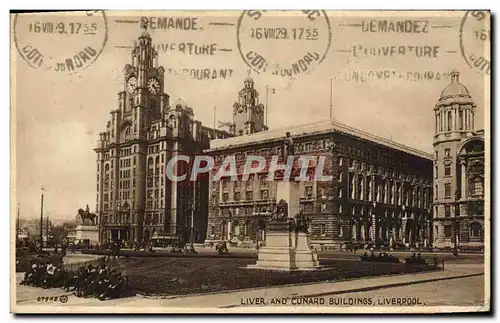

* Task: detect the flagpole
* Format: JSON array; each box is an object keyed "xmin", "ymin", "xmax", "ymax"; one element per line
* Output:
[
  {"xmin": 329, "ymin": 78, "xmax": 333, "ymax": 120},
  {"xmin": 16, "ymin": 204, "xmax": 20, "ymax": 241},
  {"xmin": 213, "ymin": 106, "xmax": 216, "ymax": 129},
  {"xmin": 39, "ymin": 187, "xmax": 44, "ymax": 251},
  {"xmin": 265, "ymin": 85, "xmax": 269, "ymax": 127}
]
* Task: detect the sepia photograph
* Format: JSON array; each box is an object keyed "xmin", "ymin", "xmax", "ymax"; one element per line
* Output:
[{"xmin": 10, "ymin": 9, "xmax": 490, "ymax": 314}]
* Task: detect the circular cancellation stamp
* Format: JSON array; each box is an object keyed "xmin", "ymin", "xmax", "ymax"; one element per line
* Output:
[
  {"xmin": 13, "ymin": 10, "xmax": 108, "ymax": 74},
  {"xmin": 459, "ymin": 11, "xmax": 491, "ymax": 76},
  {"xmin": 236, "ymin": 10, "xmax": 332, "ymax": 77}
]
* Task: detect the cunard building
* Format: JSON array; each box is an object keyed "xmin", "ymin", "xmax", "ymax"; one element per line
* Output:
[
  {"xmin": 204, "ymin": 78, "xmax": 434, "ymax": 249},
  {"xmin": 432, "ymin": 70, "xmax": 485, "ymax": 249},
  {"xmin": 94, "ymin": 24, "xmax": 231, "ymax": 245}
]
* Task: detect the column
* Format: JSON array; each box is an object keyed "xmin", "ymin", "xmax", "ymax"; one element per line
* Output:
[
  {"xmin": 385, "ymin": 181, "xmax": 389, "ymax": 204},
  {"xmin": 227, "ymin": 220, "xmax": 231, "ymax": 240},
  {"xmin": 472, "ymin": 111, "xmax": 475, "ymax": 130},
  {"xmin": 439, "ymin": 112, "xmax": 442, "ymax": 132},
  {"xmin": 360, "ymin": 176, "xmax": 365, "ymax": 200},
  {"xmin": 461, "ymin": 160, "xmax": 466, "ymax": 198},
  {"xmin": 352, "ymin": 173, "xmax": 357, "ymax": 199},
  {"xmin": 436, "ymin": 113, "xmax": 439, "ymax": 133},
  {"xmin": 441, "ymin": 111, "xmax": 445, "ymax": 132},
  {"xmin": 465, "ymin": 110, "xmax": 469, "ymax": 131},
  {"xmin": 443, "ymin": 111, "xmax": 447, "ymax": 132},
  {"xmin": 453, "ymin": 109, "xmax": 457, "ymax": 130}
]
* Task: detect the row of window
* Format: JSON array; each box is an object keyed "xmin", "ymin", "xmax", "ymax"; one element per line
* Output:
[
  {"xmin": 347, "ymin": 174, "xmax": 430, "ymax": 208},
  {"xmin": 146, "ymin": 200, "xmax": 164, "ymax": 210},
  {"xmin": 435, "ymin": 149, "xmax": 451, "ymax": 160},
  {"xmin": 120, "ymin": 169, "xmax": 132, "ymax": 178},
  {"xmin": 101, "ymin": 141, "xmax": 167, "ymax": 163},
  {"xmin": 441, "ymin": 224, "xmax": 481, "ymax": 238},
  {"xmin": 103, "ymin": 190, "xmax": 136, "ymax": 202},
  {"xmin": 120, "ymin": 148, "xmax": 132, "ymax": 157},
  {"xmin": 120, "ymin": 159, "xmax": 133, "ymax": 168},
  {"xmin": 148, "ymin": 144, "xmax": 162, "ymax": 154},
  {"xmin": 345, "ymin": 159, "xmax": 424, "ymax": 183},
  {"xmin": 220, "ymin": 189, "xmax": 269, "ymax": 202},
  {"xmin": 119, "ymin": 180, "xmax": 132, "ymax": 189},
  {"xmin": 101, "ymin": 213, "xmax": 165, "ymax": 225},
  {"xmin": 435, "ymin": 163, "xmax": 452, "ymax": 178},
  {"xmin": 435, "ymin": 178, "xmax": 484, "ymax": 200},
  {"xmin": 343, "ymin": 146, "xmax": 414, "ymax": 171},
  {"xmin": 147, "ymin": 189, "xmax": 164, "ymax": 199},
  {"xmin": 147, "ymin": 176, "xmax": 163, "ymax": 187}
]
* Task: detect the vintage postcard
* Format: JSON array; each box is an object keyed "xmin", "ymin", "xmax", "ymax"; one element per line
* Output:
[{"xmin": 11, "ymin": 10, "xmax": 490, "ymax": 314}]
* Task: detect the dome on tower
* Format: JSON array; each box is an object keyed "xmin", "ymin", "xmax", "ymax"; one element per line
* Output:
[
  {"xmin": 174, "ymin": 98, "xmax": 187, "ymax": 109},
  {"xmin": 440, "ymin": 70, "xmax": 470, "ymax": 99},
  {"xmin": 244, "ymin": 76, "xmax": 254, "ymax": 83},
  {"xmin": 139, "ymin": 17, "xmax": 151, "ymax": 39},
  {"xmin": 139, "ymin": 29, "xmax": 151, "ymax": 39}
]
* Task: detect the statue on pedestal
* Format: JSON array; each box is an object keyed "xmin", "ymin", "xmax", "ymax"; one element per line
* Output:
[
  {"xmin": 271, "ymin": 199, "xmax": 288, "ymax": 222},
  {"xmin": 77, "ymin": 205, "xmax": 97, "ymax": 226},
  {"xmin": 283, "ymin": 131, "xmax": 295, "ymax": 161}
]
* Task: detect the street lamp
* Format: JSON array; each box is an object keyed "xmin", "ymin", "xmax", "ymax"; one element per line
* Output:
[
  {"xmin": 39, "ymin": 187, "xmax": 45, "ymax": 251},
  {"xmin": 16, "ymin": 203, "xmax": 20, "ymax": 241}
]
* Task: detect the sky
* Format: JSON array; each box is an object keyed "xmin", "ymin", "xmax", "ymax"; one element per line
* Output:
[{"xmin": 12, "ymin": 11, "xmax": 489, "ymax": 222}]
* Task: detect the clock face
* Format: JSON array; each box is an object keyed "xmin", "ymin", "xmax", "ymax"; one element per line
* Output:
[
  {"xmin": 126, "ymin": 76, "xmax": 137, "ymax": 94},
  {"xmin": 148, "ymin": 78, "xmax": 160, "ymax": 95}
]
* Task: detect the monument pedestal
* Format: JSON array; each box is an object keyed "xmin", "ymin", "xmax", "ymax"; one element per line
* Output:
[
  {"xmin": 247, "ymin": 181, "xmax": 319, "ymax": 271},
  {"xmin": 75, "ymin": 225, "xmax": 99, "ymax": 245}
]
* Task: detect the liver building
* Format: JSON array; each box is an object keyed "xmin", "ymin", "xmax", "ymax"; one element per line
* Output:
[{"xmin": 94, "ymin": 24, "xmax": 231, "ymax": 246}]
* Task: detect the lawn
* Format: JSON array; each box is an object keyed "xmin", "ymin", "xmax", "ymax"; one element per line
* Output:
[{"xmin": 107, "ymin": 257, "xmax": 438, "ymax": 296}]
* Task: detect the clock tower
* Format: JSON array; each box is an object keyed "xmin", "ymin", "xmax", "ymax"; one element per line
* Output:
[
  {"xmin": 123, "ymin": 20, "xmax": 169, "ymax": 140},
  {"xmin": 95, "ymin": 21, "xmax": 233, "ymax": 245}
]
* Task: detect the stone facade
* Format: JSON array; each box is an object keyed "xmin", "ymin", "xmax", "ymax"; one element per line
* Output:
[
  {"xmin": 94, "ymin": 26, "xmax": 232, "ymax": 245},
  {"xmin": 205, "ymin": 119, "xmax": 433, "ymax": 249},
  {"xmin": 432, "ymin": 70, "xmax": 485, "ymax": 249}
]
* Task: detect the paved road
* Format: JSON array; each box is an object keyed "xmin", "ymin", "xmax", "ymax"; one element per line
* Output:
[{"xmin": 335, "ymin": 275, "xmax": 485, "ymax": 307}]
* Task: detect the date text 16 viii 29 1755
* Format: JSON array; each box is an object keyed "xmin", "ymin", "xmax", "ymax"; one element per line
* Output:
[{"xmin": 249, "ymin": 28, "xmax": 319, "ymax": 40}]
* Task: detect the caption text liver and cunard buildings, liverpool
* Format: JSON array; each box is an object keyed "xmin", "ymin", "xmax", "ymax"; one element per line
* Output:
[{"xmin": 94, "ymin": 25, "xmax": 485, "ymax": 250}]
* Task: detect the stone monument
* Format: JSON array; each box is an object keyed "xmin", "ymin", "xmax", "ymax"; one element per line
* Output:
[
  {"xmin": 247, "ymin": 133, "xmax": 319, "ymax": 271},
  {"xmin": 75, "ymin": 205, "xmax": 99, "ymax": 245}
]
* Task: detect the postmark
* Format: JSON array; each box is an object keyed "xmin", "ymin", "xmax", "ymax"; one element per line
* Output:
[
  {"xmin": 13, "ymin": 10, "xmax": 108, "ymax": 74},
  {"xmin": 236, "ymin": 10, "xmax": 331, "ymax": 77},
  {"xmin": 459, "ymin": 11, "xmax": 491, "ymax": 75}
]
